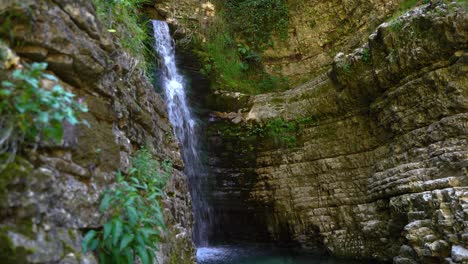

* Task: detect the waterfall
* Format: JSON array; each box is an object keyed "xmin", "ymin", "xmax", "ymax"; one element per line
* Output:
[{"xmin": 152, "ymin": 20, "xmax": 211, "ymax": 247}]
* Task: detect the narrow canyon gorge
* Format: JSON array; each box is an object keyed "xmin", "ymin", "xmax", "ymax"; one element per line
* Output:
[{"xmin": 0, "ymin": 0, "xmax": 466, "ymax": 263}]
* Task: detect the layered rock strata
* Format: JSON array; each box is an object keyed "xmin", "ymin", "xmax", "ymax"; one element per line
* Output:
[
  {"xmin": 0, "ymin": 0, "xmax": 194, "ymax": 263},
  {"xmin": 152, "ymin": 0, "xmax": 408, "ymax": 86},
  {"xmin": 263, "ymin": 0, "xmax": 407, "ymax": 85},
  {"xmin": 206, "ymin": 3, "xmax": 468, "ymax": 263}
]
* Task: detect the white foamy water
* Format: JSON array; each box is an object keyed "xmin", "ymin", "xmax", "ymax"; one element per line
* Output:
[{"xmin": 152, "ymin": 20, "xmax": 212, "ymax": 246}]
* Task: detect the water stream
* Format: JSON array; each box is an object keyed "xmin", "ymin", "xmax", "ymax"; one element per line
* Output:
[
  {"xmin": 152, "ymin": 20, "xmax": 376, "ymax": 264},
  {"xmin": 196, "ymin": 246, "xmax": 376, "ymax": 264},
  {"xmin": 152, "ymin": 20, "xmax": 212, "ymax": 247}
]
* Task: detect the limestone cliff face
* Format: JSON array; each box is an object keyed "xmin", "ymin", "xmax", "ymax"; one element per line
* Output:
[
  {"xmin": 147, "ymin": 0, "xmax": 214, "ymax": 36},
  {"xmin": 0, "ymin": 0, "xmax": 194, "ymax": 263},
  {"xmin": 151, "ymin": 0, "xmax": 408, "ymax": 86},
  {"xmin": 263, "ymin": 0, "xmax": 405, "ymax": 85},
  {"xmin": 206, "ymin": 2, "xmax": 468, "ymax": 263}
]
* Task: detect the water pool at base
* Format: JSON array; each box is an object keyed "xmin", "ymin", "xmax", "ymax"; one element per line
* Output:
[{"xmin": 197, "ymin": 246, "xmax": 378, "ymax": 264}]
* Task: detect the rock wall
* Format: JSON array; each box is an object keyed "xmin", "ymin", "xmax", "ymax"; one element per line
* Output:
[
  {"xmin": 147, "ymin": 0, "xmax": 214, "ymax": 38},
  {"xmin": 206, "ymin": 2, "xmax": 468, "ymax": 263},
  {"xmin": 0, "ymin": 0, "xmax": 194, "ymax": 263},
  {"xmin": 264, "ymin": 0, "xmax": 405, "ymax": 86},
  {"xmin": 151, "ymin": 0, "xmax": 407, "ymax": 86}
]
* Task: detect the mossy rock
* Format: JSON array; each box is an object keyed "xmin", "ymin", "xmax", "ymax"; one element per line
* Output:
[
  {"xmin": 71, "ymin": 113, "xmax": 120, "ymax": 172},
  {"xmin": 0, "ymin": 155, "xmax": 33, "ymax": 203},
  {"xmin": 0, "ymin": 156, "xmax": 35, "ymax": 263},
  {"xmin": 206, "ymin": 91, "xmax": 252, "ymax": 112},
  {"xmin": 167, "ymin": 236, "xmax": 195, "ymax": 264},
  {"xmin": 0, "ymin": 225, "xmax": 34, "ymax": 264}
]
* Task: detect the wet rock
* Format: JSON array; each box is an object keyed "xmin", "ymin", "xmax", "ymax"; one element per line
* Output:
[
  {"xmin": 0, "ymin": 0, "xmax": 194, "ymax": 263},
  {"xmin": 451, "ymin": 245, "xmax": 468, "ymax": 263},
  {"xmin": 15, "ymin": 46, "xmax": 49, "ymax": 61},
  {"xmin": 203, "ymin": 2, "xmax": 468, "ymax": 262}
]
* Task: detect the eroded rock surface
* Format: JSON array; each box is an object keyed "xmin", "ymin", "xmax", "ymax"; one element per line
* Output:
[
  {"xmin": 152, "ymin": 0, "xmax": 408, "ymax": 86},
  {"xmin": 263, "ymin": 0, "xmax": 406, "ymax": 85},
  {"xmin": 0, "ymin": 0, "xmax": 194, "ymax": 263},
  {"xmin": 205, "ymin": 3, "xmax": 468, "ymax": 263}
]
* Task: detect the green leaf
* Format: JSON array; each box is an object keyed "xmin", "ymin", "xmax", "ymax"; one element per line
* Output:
[
  {"xmin": 75, "ymin": 100, "xmax": 88, "ymax": 111},
  {"xmin": 12, "ymin": 69, "xmax": 22, "ymax": 79},
  {"xmin": 89, "ymin": 238, "xmax": 99, "ymax": 251},
  {"xmin": 81, "ymin": 230, "xmax": 96, "ymax": 252},
  {"xmin": 52, "ymin": 85, "xmax": 64, "ymax": 93},
  {"xmin": 0, "ymin": 89, "xmax": 12, "ymax": 96},
  {"xmin": 25, "ymin": 76, "xmax": 39, "ymax": 88},
  {"xmin": 124, "ymin": 249, "xmax": 133, "ymax": 263},
  {"xmin": 148, "ymin": 249, "xmax": 156, "ymax": 262},
  {"xmin": 36, "ymin": 112, "xmax": 49, "ymax": 123},
  {"xmin": 127, "ymin": 206, "xmax": 138, "ymax": 226},
  {"xmin": 81, "ymin": 119, "xmax": 91, "ymax": 128},
  {"xmin": 136, "ymin": 245, "xmax": 150, "ymax": 264},
  {"xmin": 108, "ymin": 29, "xmax": 117, "ymax": 33},
  {"xmin": 1, "ymin": 80, "xmax": 14, "ymax": 87},
  {"xmin": 148, "ymin": 193, "xmax": 158, "ymax": 200},
  {"xmin": 119, "ymin": 234, "xmax": 134, "ymax": 251},
  {"xmin": 43, "ymin": 125, "xmax": 63, "ymax": 142},
  {"xmin": 140, "ymin": 228, "xmax": 158, "ymax": 239},
  {"xmin": 31, "ymin": 62, "xmax": 47, "ymax": 70},
  {"xmin": 99, "ymin": 193, "xmax": 112, "ymax": 212},
  {"xmin": 103, "ymin": 221, "xmax": 112, "ymax": 240},
  {"xmin": 67, "ymin": 114, "xmax": 79, "ymax": 125},
  {"xmin": 112, "ymin": 218, "xmax": 123, "ymax": 246},
  {"xmin": 99, "ymin": 251, "xmax": 107, "ymax": 264},
  {"xmin": 130, "ymin": 177, "xmax": 140, "ymax": 185},
  {"xmin": 135, "ymin": 233, "xmax": 145, "ymax": 247},
  {"xmin": 142, "ymin": 217, "xmax": 156, "ymax": 225},
  {"xmin": 42, "ymin": 73, "xmax": 58, "ymax": 81},
  {"xmin": 116, "ymin": 172, "xmax": 125, "ymax": 182},
  {"xmin": 14, "ymin": 103, "xmax": 26, "ymax": 113}
]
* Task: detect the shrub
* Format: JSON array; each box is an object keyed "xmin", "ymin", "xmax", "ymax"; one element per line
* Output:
[
  {"xmin": 390, "ymin": 19, "xmax": 403, "ymax": 32},
  {"xmin": 222, "ymin": 0, "xmax": 289, "ymax": 49},
  {"xmin": 248, "ymin": 116, "xmax": 314, "ymax": 148},
  {"xmin": 191, "ymin": 0, "xmax": 291, "ymax": 94},
  {"xmin": 264, "ymin": 117, "xmax": 297, "ymax": 147},
  {"xmin": 361, "ymin": 48, "xmax": 371, "ymax": 63},
  {"xmin": 193, "ymin": 30, "xmax": 289, "ymax": 94},
  {"xmin": 387, "ymin": 0, "xmax": 429, "ymax": 22},
  {"xmin": 0, "ymin": 61, "xmax": 88, "ymax": 155},
  {"xmin": 82, "ymin": 149, "xmax": 171, "ymax": 264}
]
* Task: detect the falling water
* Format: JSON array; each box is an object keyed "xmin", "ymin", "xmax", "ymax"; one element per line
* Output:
[{"xmin": 152, "ymin": 20, "xmax": 211, "ymax": 246}]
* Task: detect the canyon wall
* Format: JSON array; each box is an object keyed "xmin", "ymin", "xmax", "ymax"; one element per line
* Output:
[
  {"xmin": 206, "ymin": 2, "xmax": 468, "ymax": 263},
  {"xmin": 151, "ymin": 0, "xmax": 407, "ymax": 86},
  {"xmin": 0, "ymin": 0, "xmax": 194, "ymax": 263},
  {"xmin": 263, "ymin": 0, "xmax": 405, "ymax": 85}
]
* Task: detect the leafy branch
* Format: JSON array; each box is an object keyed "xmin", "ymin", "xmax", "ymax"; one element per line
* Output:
[
  {"xmin": 0, "ymin": 61, "xmax": 88, "ymax": 157},
  {"xmin": 82, "ymin": 149, "xmax": 172, "ymax": 264}
]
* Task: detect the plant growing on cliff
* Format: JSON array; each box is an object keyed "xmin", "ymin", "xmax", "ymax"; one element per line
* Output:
[
  {"xmin": 232, "ymin": 116, "xmax": 314, "ymax": 148},
  {"xmin": 92, "ymin": 0, "xmax": 150, "ymax": 73},
  {"xmin": 263, "ymin": 117, "xmax": 297, "ymax": 147},
  {"xmin": 361, "ymin": 48, "xmax": 371, "ymax": 63},
  {"xmin": 82, "ymin": 149, "xmax": 171, "ymax": 264},
  {"xmin": 221, "ymin": 0, "xmax": 289, "ymax": 49},
  {"xmin": 0, "ymin": 61, "xmax": 88, "ymax": 157},
  {"xmin": 193, "ymin": 30, "xmax": 289, "ymax": 93},
  {"xmin": 387, "ymin": 0, "xmax": 432, "ymax": 23},
  {"xmin": 191, "ymin": 0, "xmax": 290, "ymax": 94}
]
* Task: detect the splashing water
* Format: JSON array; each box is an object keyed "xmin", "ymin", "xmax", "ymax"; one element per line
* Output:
[{"xmin": 152, "ymin": 20, "xmax": 212, "ymax": 246}]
